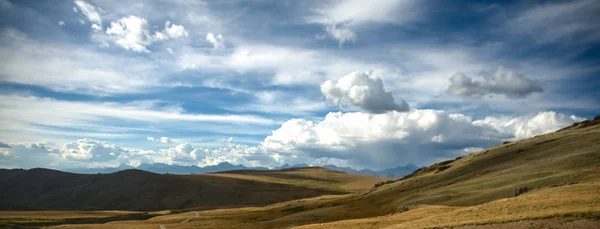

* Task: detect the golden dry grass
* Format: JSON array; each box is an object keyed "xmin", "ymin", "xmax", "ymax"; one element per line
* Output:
[
  {"xmin": 296, "ymin": 181, "xmax": 600, "ymax": 229},
  {"xmin": 208, "ymin": 167, "xmax": 387, "ymax": 193},
  {"xmin": 295, "ymin": 205, "xmax": 461, "ymax": 229},
  {"xmin": 44, "ymin": 181, "xmax": 600, "ymax": 229}
]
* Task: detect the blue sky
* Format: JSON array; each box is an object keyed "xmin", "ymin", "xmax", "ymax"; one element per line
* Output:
[{"xmin": 0, "ymin": 0, "xmax": 598, "ymax": 170}]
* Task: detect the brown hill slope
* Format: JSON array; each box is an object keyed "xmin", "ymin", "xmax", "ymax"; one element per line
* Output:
[
  {"xmin": 0, "ymin": 167, "xmax": 382, "ymax": 211},
  {"xmin": 208, "ymin": 167, "xmax": 386, "ymax": 193},
  {"xmin": 282, "ymin": 118, "xmax": 600, "ymax": 227},
  {"xmin": 66, "ymin": 116, "xmax": 600, "ymax": 229}
]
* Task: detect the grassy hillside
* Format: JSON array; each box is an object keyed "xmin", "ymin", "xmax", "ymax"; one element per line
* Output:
[
  {"xmin": 42, "ymin": 116, "xmax": 600, "ymax": 228},
  {"xmin": 208, "ymin": 167, "xmax": 386, "ymax": 193},
  {"xmin": 4, "ymin": 116, "xmax": 600, "ymax": 228},
  {"xmin": 0, "ymin": 167, "xmax": 382, "ymax": 212},
  {"xmin": 298, "ymin": 181, "xmax": 600, "ymax": 229}
]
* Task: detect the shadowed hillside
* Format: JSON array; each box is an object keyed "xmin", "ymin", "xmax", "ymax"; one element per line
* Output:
[{"xmin": 0, "ymin": 167, "xmax": 383, "ymax": 211}]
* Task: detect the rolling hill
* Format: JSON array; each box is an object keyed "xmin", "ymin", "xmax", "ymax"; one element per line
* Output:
[
  {"xmin": 39, "ymin": 115, "xmax": 600, "ymax": 229},
  {"xmin": 0, "ymin": 167, "xmax": 385, "ymax": 212},
  {"xmin": 3, "ymin": 115, "xmax": 599, "ymax": 228}
]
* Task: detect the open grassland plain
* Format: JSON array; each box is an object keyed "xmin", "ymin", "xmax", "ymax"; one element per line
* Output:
[{"xmin": 3, "ymin": 118, "xmax": 600, "ymax": 228}]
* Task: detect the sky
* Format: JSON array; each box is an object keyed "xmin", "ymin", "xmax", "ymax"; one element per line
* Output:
[{"xmin": 0, "ymin": 0, "xmax": 599, "ymax": 171}]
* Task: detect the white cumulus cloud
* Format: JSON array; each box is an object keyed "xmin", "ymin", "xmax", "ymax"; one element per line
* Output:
[
  {"xmin": 474, "ymin": 111, "xmax": 585, "ymax": 139},
  {"xmin": 0, "ymin": 143, "xmax": 61, "ymax": 169},
  {"xmin": 163, "ymin": 21, "xmax": 188, "ymax": 38},
  {"xmin": 447, "ymin": 67, "xmax": 544, "ymax": 98},
  {"xmin": 158, "ymin": 143, "xmax": 205, "ymax": 163},
  {"xmin": 321, "ymin": 71, "xmax": 409, "ymax": 113},
  {"xmin": 0, "ymin": 110, "xmax": 584, "ymax": 170},
  {"xmin": 91, "ymin": 23, "xmax": 102, "ymax": 32},
  {"xmin": 260, "ymin": 110, "xmax": 583, "ymax": 169},
  {"xmin": 261, "ymin": 109, "xmax": 509, "ymax": 168},
  {"xmin": 106, "ymin": 16, "xmax": 154, "ymax": 52},
  {"xmin": 61, "ymin": 138, "xmax": 124, "ymax": 161},
  {"xmin": 147, "ymin": 136, "xmax": 173, "ymax": 144},
  {"xmin": 155, "ymin": 21, "xmax": 189, "ymax": 41},
  {"xmin": 106, "ymin": 16, "xmax": 188, "ymax": 52},
  {"xmin": 206, "ymin": 33, "xmax": 224, "ymax": 49}
]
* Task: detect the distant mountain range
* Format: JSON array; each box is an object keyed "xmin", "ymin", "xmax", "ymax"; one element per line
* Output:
[
  {"xmin": 66, "ymin": 162, "xmax": 419, "ymax": 178},
  {"xmin": 322, "ymin": 164, "xmax": 420, "ymax": 179},
  {"xmin": 67, "ymin": 162, "xmax": 267, "ymax": 175}
]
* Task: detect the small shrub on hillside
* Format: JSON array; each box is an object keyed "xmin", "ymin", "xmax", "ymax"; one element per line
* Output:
[
  {"xmin": 436, "ymin": 165, "xmax": 451, "ymax": 173},
  {"xmin": 437, "ymin": 159, "xmax": 455, "ymax": 166},
  {"xmin": 514, "ymin": 187, "xmax": 533, "ymax": 196},
  {"xmin": 396, "ymin": 206, "xmax": 410, "ymax": 213},
  {"xmin": 515, "ymin": 149, "xmax": 525, "ymax": 154},
  {"xmin": 373, "ymin": 180, "xmax": 395, "ymax": 188}
]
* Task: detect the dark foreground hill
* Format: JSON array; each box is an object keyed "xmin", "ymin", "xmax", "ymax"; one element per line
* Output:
[{"xmin": 0, "ymin": 167, "xmax": 384, "ymax": 211}]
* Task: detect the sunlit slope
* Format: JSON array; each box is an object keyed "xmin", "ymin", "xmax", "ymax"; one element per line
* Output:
[
  {"xmin": 238, "ymin": 118, "xmax": 600, "ymax": 228},
  {"xmin": 298, "ymin": 181, "xmax": 600, "ymax": 229},
  {"xmin": 208, "ymin": 167, "xmax": 387, "ymax": 193},
  {"xmin": 0, "ymin": 167, "xmax": 382, "ymax": 212}
]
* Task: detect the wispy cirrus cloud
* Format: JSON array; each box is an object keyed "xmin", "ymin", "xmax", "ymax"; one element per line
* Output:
[
  {"xmin": 0, "ymin": 28, "xmax": 162, "ymax": 95},
  {"xmin": 307, "ymin": 0, "xmax": 420, "ymax": 45},
  {"xmin": 0, "ymin": 94, "xmax": 277, "ymax": 145},
  {"xmin": 507, "ymin": 0, "xmax": 600, "ymax": 44},
  {"xmin": 74, "ymin": 0, "xmax": 103, "ymax": 26}
]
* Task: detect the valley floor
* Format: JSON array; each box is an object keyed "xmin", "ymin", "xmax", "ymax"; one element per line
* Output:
[{"xmin": 3, "ymin": 181, "xmax": 598, "ymax": 229}]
